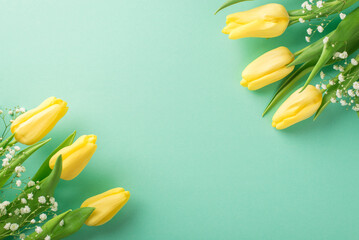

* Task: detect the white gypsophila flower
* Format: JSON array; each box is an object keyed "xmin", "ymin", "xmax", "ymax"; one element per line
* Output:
[
  {"xmin": 340, "ymin": 13, "xmax": 346, "ymax": 20},
  {"xmin": 353, "ymin": 104, "xmax": 359, "ymax": 111},
  {"xmin": 49, "ymin": 197, "xmax": 55, "ymax": 204},
  {"xmin": 301, "ymin": 1, "xmax": 309, "ymax": 8},
  {"xmin": 316, "ymin": 84, "xmax": 321, "ymax": 90},
  {"xmin": 338, "ymin": 74, "xmax": 345, "ymax": 83},
  {"xmin": 2, "ymin": 159, "xmax": 9, "ymax": 167},
  {"xmin": 336, "ymin": 89, "xmax": 342, "ymax": 98},
  {"xmin": 348, "ymin": 89, "xmax": 356, "ymax": 97},
  {"xmin": 351, "ymin": 58, "xmax": 358, "ymax": 66},
  {"xmin": 45, "ymin": 235, "xmax": 51, "ymax": 240},
  {"xmin": 307, "ymin": 28, "xmax": 313, "ymax": 35},
  {"xmin": 3, "ymin": 223, "xmax": 10, "ymax": 230},
  {"xmin": 36, "ymin": 185, "xmax": 41, "ymax": 190},
  {"xmin": 27, "ymin": 193, "xmax": 34, "ymax": 200},
  {"xmin": 16, "ymin": 180, "xmax": 22, "ymax": 187},
  {"xmin": 2, "ymin": 201, "xmax": 10, "ymax": 207},
  {"xmin": 35, "ymin": 226, "xmax": 43, "ymax": 234},
  {"xmin": 30, "ymin": 219, "xmax": 36, "ymax": 224},
  {"xmin": 323, "ymin": 37, "xmax": 329, "ymax": 44},
  {"xmin": 21, "ymin": 198, "xmax": 27, "ymax": 204},
  {"xmin": 305, "ymin": 36, "xmax": 310, "ymax": 42},
  {"xmin": 38, "ymin": 196, "xmax": 46, "ymax": 204},
  {"xmin": 340, "ymin": 99, "xmax": 348, "ymax": 106},
  {"xmin": 330, "ymin": 97, "xmax": 336, "ymax": 103},
  {"xmin": 339, "ymin": 51, "xmax": 348, "ymax": 59},
  {"xmin": 10, "ymin": 223, "xmax": 19, "ymax": 232},
  {"xmin": 28, "ymin": 181, "xmax": 35, "ymax": 187},
  {"xmin": 19, "ymin": 107, "xmax": 25, "ymax": 113},
  {"xmin": 15, "ymin": 109, "xmax": 20, "ymax": 113},
  {"xmin": 59, "ymin": 220, "xmax": 64, "ymax": 226},
  {"xmin": 51, "ymin": 202, "xmax": 58, "ymax": 212},
  {"xmin": 333, "ymin": 65, "xmax": 339, "ymax": 70},
  {"xmin": 9, "ymin": 149, "xmax": 15, "ymax": 156},
  {"xmin": 329, "ymin": 80, "xmax": 335, "ymax": 85},
  {"xmin": 320, "ymin": 71, "xmax": 325, "ymax": 79},
  {"xmin": 19, "ymin": 233, "xmax": 26, "ymax": 240},
  {"xmin": 20, "ymin": 206, "xmax": 31, "ymax": 215},
  {"xmin": 353, "ymin": 82, "xmax": 359, "ymax": 90},
  {"xmin": 40, "ymin": 213, "xmax": 47, "ymax": 221},
  {"xmin": 339, "ymin": 66, "xmax": 345, "ymax": 72},
  {"xmin": 316, "ymin": 0, "xmax": 323, "ymax": 8},
  {"xmin": 14, "ymin": 146, "xmax": 20, "ymax": 151},
  {"xmin": 317, "ymin": 26, "xmax": 324, "ymax": 33},
  {"xmin": 15, "ymin": 166, "xmax": 26, "ymax": 175},
  {"xmin": 5, "ymin": 154, "xmax": 12, "ymax": 160},
  {"xmin": 299, "ymin": 17, "xmax": 305, "ymax": 23},
  {"xmin": 321, "ymin": 84, "xmax": 327, "ymax": 90},
  {"xmin": 8, "ymin": 110, "xmax": 13, "ymax": 115}
]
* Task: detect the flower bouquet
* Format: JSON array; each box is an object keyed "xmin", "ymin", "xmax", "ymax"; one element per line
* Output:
[
  {"xmin": 0, "ymin": 97, "xmax": 130, "ymax": 239},
  {"xmin": 217, "ymin": 0, "xmax": 359, "ymax": 129}
]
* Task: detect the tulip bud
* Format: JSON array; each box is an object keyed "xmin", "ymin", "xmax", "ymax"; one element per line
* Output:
[
  {"xmin": 11, "ymin": 97, "xmax": 68, "ymax": 145},
  {"xmin": 81, "ymin": 188, "xmax": 130, "ymax": 226},
  {"xmin": 49, "ymin": 135, "xmax": 97, "ymax": 180},
  {"xmin": 241, "ymin": 47, "xmax": 295, "ymax": 90},
  {"xmin": 222, "ymin": 3, "xmax": 289, "ymax": 40},
  {"xmin": 272, "ymin": 85, "xmax": 322, "ymax": 130}
]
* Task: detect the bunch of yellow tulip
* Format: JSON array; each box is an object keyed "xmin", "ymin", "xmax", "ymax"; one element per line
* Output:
[
  {"xmin": 217, "ymin": 0, "xmax": 359, "ymax": 129},
  {"xmin": 0, "ymin": 97, "xmax": 130, "ymax": 239}
]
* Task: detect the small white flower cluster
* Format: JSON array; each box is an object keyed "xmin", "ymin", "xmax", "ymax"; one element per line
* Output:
[
  {"xmin": 0, "ymin": 201, "xmax": 10, "ymax": 217},
  {"xmin": 3, "ymin": 222, "xmax": 19, "ymax": 232},
  {"xmin": 298, "ymin": 1, "xmax": 347, "ymax": 44},
  {"xmin": 1, "ymin": 144, "xmax": 21, "ymax": 169},
  {"xmin": 0, "ymin": 107, "xmax": 25, "ymax": 129},
  {"xmin": 316, "ymin": 56, "xmax": 359, "ymax": 112}
]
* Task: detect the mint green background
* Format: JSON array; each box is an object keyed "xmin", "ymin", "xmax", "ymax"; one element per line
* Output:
[{"xmin": 1, "ymin": 0, "xmax": 359, "ymax": 239}]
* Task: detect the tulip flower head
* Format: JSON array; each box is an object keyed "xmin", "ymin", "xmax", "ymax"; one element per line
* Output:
[
  {"xmin": 222, "ymin": 3, "xmax": 289, "ymax": 40},
  {"xmin": 272, "ymin": 85, "xmax": 322, "ymax": 130},
  {"xmin": 241, "ymin": 46, "xmax": 295, "ymax": 90},
  {"xmin": 11, "ymin": 97, "xmax": 68, "ymax": 145},
  {"xmin": 81, "ymin": 188, "xmax": 130, "ymax": 226},
  {"xmin": 49, "ymin": 135, "xmax": 97, "ymax": 180}
]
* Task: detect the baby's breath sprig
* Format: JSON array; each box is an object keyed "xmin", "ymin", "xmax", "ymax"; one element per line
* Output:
[
  {"xmin": 289, "ymin": 0, "xmax": 356, "ymax": 25},
  {"xmin": 315, "ymin": 54, "xmax": 359, "ymax": 119}
]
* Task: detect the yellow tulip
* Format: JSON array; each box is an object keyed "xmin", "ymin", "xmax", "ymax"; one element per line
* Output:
[
  {"xmin": 11, "ymin": 97, "xmax": 68, "ymax": 145},
  {"xmin": 240, "ymin": 47, "xmax": 295, "ymax": 90},
  {"xmin": 49, "ymin": 135, "xmax": 97, "ymax": 180},
  {"xmin": 81, "ymin": 188, "xmax": 130, "ymax": 226},
  {"xmin": 272, "ymin": 85, "xmax": 322, "ymax": 130},
  {"xmin": 222, "ymin": 3, "xmax": 289, "ymax": 40}
]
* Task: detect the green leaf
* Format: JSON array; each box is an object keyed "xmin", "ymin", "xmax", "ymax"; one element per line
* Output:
[
  {"xmin": 25, "ymin": 211, "xmax": 72, "ymax": 240},
  {"xmin": 50, "ymin": 207, "xmax": 95, "ymax": 240},
  {"xmin": 31, "ymin": 131, "xmax": 76, "ymax": 183},
  {"xmin": 26, "ymin": 207, "xmax": 94, "ymax": 240},
  {"xmin": 0, "ymin": 139, "xmax": 51, "ymax": 189},
  {"xmin": 0, "ymin": 133, "xmax": 15, "ymax": 149},
  {"xmin": 215, "ymin": 0, "xmax": 253, "ymax": 14}
]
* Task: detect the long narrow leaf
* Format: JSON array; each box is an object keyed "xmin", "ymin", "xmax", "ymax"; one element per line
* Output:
[
  {"xmin": 215, "ymin": 0, "xmax": 252, "ymax": 14},
  {"xmin": 32, "ymin": 131, "xmax": 76, "ymax": 183}
]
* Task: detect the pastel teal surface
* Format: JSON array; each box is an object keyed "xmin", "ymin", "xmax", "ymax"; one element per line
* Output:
[{"xmin": 1, "ymin": 0, "xmax": 359, "ymax": 239}]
